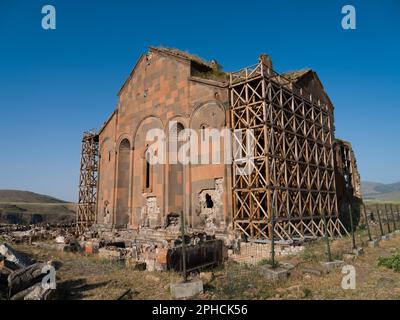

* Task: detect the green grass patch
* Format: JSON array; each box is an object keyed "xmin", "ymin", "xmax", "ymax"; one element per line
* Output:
[
  {"xmin": 378, "ymin": 254, "xmax": 400, "ymax": 272},
  {"xmin": 303, "ymin": 288, "xmax": 313, "ymax": 298}
]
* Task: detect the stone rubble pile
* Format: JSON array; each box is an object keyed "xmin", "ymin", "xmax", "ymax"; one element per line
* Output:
[
  {"xmin": 1, "ymin": 223, "xmax": 307, "ymax": 278},
  {"xmin": 0, "ymin": 243, "xmax": 58, "ymax": 300},
  {"xmin": 0, "ymin": 223, "xmax": 74, "ymax": 244}
]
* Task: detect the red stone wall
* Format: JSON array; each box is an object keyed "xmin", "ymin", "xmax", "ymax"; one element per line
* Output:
[{"xmin": 97, "ymin": 48, "xmax": 231, "ymax": 232}]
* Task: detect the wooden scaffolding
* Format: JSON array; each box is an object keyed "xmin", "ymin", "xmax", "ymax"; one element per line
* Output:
[
  {"xmin": 229, "ymin": 60, "xmax": 347, "ymax": 242},
  {"xmin": 76, "ymin": 130, "xmax": 99, "ymax": 234}
]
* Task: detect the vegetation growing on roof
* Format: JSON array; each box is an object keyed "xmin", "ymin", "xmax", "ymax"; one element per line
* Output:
[
  {"xmin": 191, "ymin": 61, "xmax": 228, "ymax": 82},
  {"xmin": 282, "ymin": 69, "xmax": 311, "ymax": 81},
  {"xmin": 151, "ymin": 46, "xmax": 227, "ymax": 82},
  {"xmin": 151, "ymin": 46, "xmax": 210, "ymax": 67}
]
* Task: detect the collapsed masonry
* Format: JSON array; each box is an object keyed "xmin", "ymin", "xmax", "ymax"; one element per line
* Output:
[{"xmin": 77, "ymin": 47, "xmax": 362, "ymax": 264}]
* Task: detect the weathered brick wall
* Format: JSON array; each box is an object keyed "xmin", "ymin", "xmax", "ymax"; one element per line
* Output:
[
  {"xmin": 97, "ymin": 48, "xmax": 231, "ymax": 233},
  {"xmin": 97, "ymin": 112, "xmax": 116, "ymax": 226},
  {"xmin": 230, "ymin": 242, "xmax": 304, "ymax": 265}
]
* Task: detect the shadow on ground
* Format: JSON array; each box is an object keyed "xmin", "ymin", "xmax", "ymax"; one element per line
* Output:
[{"xmin": 55, "ymin": 278, "xmax": 110, "ymax": 300}]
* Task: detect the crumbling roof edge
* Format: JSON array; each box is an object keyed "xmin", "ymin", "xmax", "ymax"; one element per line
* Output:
[
  {"xmin": 334, "ymin": 138, "xmax": 353, "ymax": 147},
  {"xmin": 284, "ymin": 68, "xmax": 334, "ymax": 110},
  {"xmin": 282, "ymin": 68, "xmax": 313, "ymax": 80},
  {"xmin": 311, "ymin": 70, "xmax": 334, "ymax": 110},
  {"xmin": 98, "ymin": 109, "xmax": 117, "ymax": 136},
  {"xmin": 148, "ymin": 46, "xmax": 211, "ymax": 69},
  {"xmin": 118, "ymin": 46, "xmax": 206, "ymax": 97}
]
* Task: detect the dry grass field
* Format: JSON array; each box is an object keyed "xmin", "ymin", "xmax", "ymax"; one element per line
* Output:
[{"xmin": 8, "ymin": 223, "xmax": 400, "ymax": 300}]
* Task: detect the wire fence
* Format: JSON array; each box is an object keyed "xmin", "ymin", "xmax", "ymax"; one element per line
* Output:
[{"xmin": 224, "ymin": 202, "xmax": 400, "ymax": 267}]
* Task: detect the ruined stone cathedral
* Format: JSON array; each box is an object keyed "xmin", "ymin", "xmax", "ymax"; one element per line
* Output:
[{"xmin": 80, "ymin": 46, "xmax": 361, "ymax": 243}]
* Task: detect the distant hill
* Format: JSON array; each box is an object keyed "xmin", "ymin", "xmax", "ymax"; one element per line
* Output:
[
  {"xmin": 0, "ymin": 190, "xmax": 75, "ymax": 225},
  {"xmin": 0, "ymin": 190, "xmax": 67, "ymax": 204},
  {"xmin": 362, "ymin": 181, "xmax": 400, "ymax": 202}
]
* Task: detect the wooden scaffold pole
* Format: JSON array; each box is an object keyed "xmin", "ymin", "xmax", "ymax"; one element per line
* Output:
[{"xmin": 76, "ymin": 130, "xmax": 99, "ymax": 235}]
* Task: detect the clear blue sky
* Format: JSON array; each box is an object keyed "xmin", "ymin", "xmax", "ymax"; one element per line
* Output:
[{"xmin": 0, "ymin": 0, "xmax": 399, "ymax": 201}]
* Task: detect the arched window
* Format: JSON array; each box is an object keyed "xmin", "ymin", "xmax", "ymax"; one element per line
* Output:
[
  {"xmin": 143, "ymin": 147, "xmax": 152, "ymax": 192},
  {"xmin": 116, "ymin": 138, "xmax": 131, "ymax": 227}
]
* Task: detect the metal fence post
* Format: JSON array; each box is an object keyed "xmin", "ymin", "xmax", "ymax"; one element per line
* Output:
[
  {"xmin": 384, "ymin": 204, "xmax": 391, "ymax": 234},
  {"xmin": 180, "ymin": 211, "xmax": 187, "ymax": 282},
  {"xmin": 376, "ymin": 204, "xmax": 385, "ymax": 237},
  {"xmin": 348, "ymin": 203, "xmax": 356, "ymax": 250},
  {"xmin": 389, "ymin": 204, "xmax": 397, "ymax": 231},
  {"xmin": 363, "ymin": 203, "xmax": 372, "ymax": 242},
  {"xmin": 323, "ymin": 210, "xmax": 332, "ymax": 262},
  {"xmin": 270, "ymin": 208, "xmax": 276, "ymax": 269}
]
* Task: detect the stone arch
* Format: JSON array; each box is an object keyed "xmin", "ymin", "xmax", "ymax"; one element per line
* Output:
[
  {"xmin": 190, "ymin": 101, "xmax": 226, "ymax": 165},
  {"xmin": 116, "ymin": 133, "xmax": 132, "ymax": 148},
  {"xmin": 133, "ymin": 116, "xmax": 164, "ymax": 229},
  {"xmin": 189, "ymin": 101, "xmax": 228, "ymax": 231},
  {"xmin": 164, "ymin": 114, "xmax": 189, "ymax": 133},
  {"xmin": 115, "ymin": 138, "xmax": 131, "ymax": 227},
  {"xmin": 167, "ymin": 121, "xmax": 186, "ymax": 217},
  {"xmin": 133, "ymin": 115, "xmax": 165, "ymax": 147},
  {"xmin": 190, "ymin": 100, "xmax": 226, "ymax": 129}
]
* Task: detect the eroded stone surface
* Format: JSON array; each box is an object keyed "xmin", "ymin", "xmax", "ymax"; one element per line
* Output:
[
  {"xmin": 197, "ymin": 178, "xmax": 224, "ymax": 234},
  {"xmin": 367, "ymin": 239, "xmax": 379, "ymax": 248},
  {"xmin": 259, "ymin": 265, "xmax": 288, "ymax": 282},
  {"xmin": 170, "ymin": 280, "xmax": 204, "ymax": 299},
  {"xmin": 319, "ymin": 260, "xmax": 345, "ymax": 270}
]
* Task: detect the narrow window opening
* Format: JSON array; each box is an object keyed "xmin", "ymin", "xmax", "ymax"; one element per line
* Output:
[
  {"xmin": 144, "ymin": 148, "xmax": 152, "ymax": 192},
  {"xmin": 201, "ymin": 124, "xmax": 208, "ymax": 141},
  {"xmin": 145, "ymin": 157, "xmax": 151, "ymax": 189}
]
